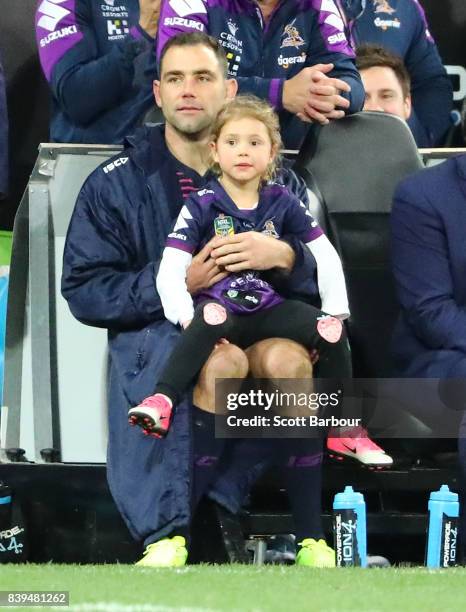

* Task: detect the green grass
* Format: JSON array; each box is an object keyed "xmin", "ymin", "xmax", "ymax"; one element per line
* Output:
[{"xmin": 1, "ymin": 564, "xmax": 466, "ymax": 612}]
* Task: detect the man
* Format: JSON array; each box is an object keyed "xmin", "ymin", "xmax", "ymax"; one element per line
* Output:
[
  {"xmin": 35, "ymin": 0, "xmax": 160, "ymax": 143},
  {"xmin": 62, "ymin": 33, "xmax": 334, "ymax": 567},
  {"xmin": 0, "ymin": 56, "xmax": 7, "ymax": 199},
  {"xmin": 156, "ymin": 0, "xmax": 365, "ymax": 149},
  {"xmin": 357, "ymin": 44, "xmax": 411, "ymax": 122},
  {"xmin": 339, "ymin": 0, "xmax": 453, "ymax": 147},
  {"xmin": 391, "ymin": 155, "xmax": 466, "ymax": 562}
]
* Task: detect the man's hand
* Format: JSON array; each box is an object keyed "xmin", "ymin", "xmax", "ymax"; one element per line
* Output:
[
  {"xmin": 210, "ymin": 233, "xmax": 295, "ymax": 273},
  {"xmin": 138, "ymin": 0, "xmax": 161, "ymax": 38},
  {"xmin": 186, "ymin": 240, "xmax": 228, "ymax": 296},
  {"xmin": 283, "ymin": 64, "xmax": 351, "ymax": 125}
]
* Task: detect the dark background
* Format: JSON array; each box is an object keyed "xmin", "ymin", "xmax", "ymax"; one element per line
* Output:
[{"xmin": 0, "ymin": 0, "xmax": 465, "ymax": 230}]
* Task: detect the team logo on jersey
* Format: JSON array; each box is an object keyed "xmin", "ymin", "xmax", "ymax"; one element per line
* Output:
[
  {"xmin": 104, "ymin": 0, "xmax": 115, "ymax": 5},
  {"xmin": 280, "ymin": 20, "xmax": 305, "ymax": 49},
  {"xmin": 373, "ymin": 0, "xmax": 396, "ymax": 15},
  {"xmin": 37, "ymin": 0, "xmax": 70, "ymax": 32},
  {"xmin": 214, "ymin": 214, "xmax": 235, "ymax": 237},
  {"xmin": 262, "ymin": 219, "xmax": 279, "ymax": 238}
]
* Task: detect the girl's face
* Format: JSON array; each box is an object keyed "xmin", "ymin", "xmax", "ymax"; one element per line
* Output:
[{"xmin": 211, "ymin": 117, "xmax": 276, "ymax": 185}]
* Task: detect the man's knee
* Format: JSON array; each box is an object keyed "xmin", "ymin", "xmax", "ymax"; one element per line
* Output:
[
  {"xmin": 247, "ymin": 338, "xmax": 313, "ymax": 378},
  {"xmin": 194, "ymin": 344, "xmax": 249, "ymax": 412},
  {"xmin": 203, "ymin": 344, "xmax": 249, "ymax": 380}
]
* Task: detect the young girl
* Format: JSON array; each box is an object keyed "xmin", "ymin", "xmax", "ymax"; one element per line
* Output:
[{"xmin": 127, "ymin": 94, "xmax": 356, "ymax": 436}]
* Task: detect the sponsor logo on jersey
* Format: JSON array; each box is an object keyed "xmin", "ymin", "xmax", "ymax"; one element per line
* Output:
[
  {"xmin": 225, "ymin": 52, "xmax": 241, "ymax": 75},
  {"xmin": 328, "ymin": 32, "xmax": 347, "ymax": 44},
  {"xmin": 40, "ymin": 24, "xmax": 78, "ymax": 47},
  {"xmin": 374, "ymin": 17, "xmax": 401, "ymax": 30},
  {"xmin": 168, "ymin": 232, "xmax": 187, "ymax": 240},
  {"xmin": 103, "ymin": 157, "xmax": 129, "ymax": 174},
  {"xmin": 373, "ymin": 0, "xmax": 396, "ymax": 15},
  {"xmin": 107, "ymin": 19, "xmax": 130, "ymax": 38},
  {"xmin": 277, "ymin": 53, "xmax": 306, "ymax": 68},
  {"xmin": 37, "ymin": 0, "xmax": 70, "ymax": 32},
  {"xmin": 169, "ymin": 0, "xmax": 207, "ymax": 18},
  {"xmin": 220, "ymin": 30, "xmax": 243, "ymax": 55},
  {"xmin": 101, "ymin": 3, "xmax": 129, "ymax": 18},
  {"xmin": 197, "ymin": 188, "xmax": 214, "ymax": 197},
  {"xmin": 227, "ymin": 19, "xmax": 238, "ymax": 36},
  {"xmin": 164, "ymin": 17, "xmax": 205, "ymax": 31},
  {"xmin": 280, "ymin": 20, "xmax": 305, "ymax": 49}
]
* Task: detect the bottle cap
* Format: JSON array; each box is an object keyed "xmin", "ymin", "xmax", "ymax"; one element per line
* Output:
[
  {"xmin": 334, "ymin": 485, "xmax": 365, "ymax": 505},
  {"xmin": 430, "ymin": 484, "xmax": 458, "ymax": 502}
]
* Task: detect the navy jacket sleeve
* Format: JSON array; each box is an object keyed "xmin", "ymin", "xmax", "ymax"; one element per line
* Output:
[
  {"xmin": 391, "ymin": 176, "xmax": 466, "ymax": 353},
  {"xmin": 61, "ymin": 177, "xmax": 163, "ymax": 330},
  {"xmin": 36, "ymin": 0, "xmax": 151, "ymax": 126},
  {"xmin": 404, "ymin": 0, "xmax": 453, "ymax": 147},
  {"xmin": 0, "ymin": 57, "xmax": 8, "ymax": 199}
]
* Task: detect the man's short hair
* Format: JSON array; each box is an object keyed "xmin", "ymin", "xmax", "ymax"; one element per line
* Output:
[
  {"xmin": 356, "ymin": 44, "xmax": 411, "ymax": 99},
  {"xmin": 159, "ymin": 33, "xmax": 229, "ymax": 78}
]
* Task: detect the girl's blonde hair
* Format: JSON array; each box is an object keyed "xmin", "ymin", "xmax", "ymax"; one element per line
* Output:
[{"xmin": 210, "ymin": 95, "xmax": 282, "ymax": 182}]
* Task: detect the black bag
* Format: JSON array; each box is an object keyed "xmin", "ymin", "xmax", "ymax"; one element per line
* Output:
[{"xmin": 0, "ymin": 483, "xmax": 28, "ymax": 562}]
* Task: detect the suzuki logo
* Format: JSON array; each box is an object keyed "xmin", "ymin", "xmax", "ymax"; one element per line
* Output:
[
  {"xmin": 169, "ymin": 0, "xmax": 207, "ymax": 18},
  {"xmin": 37, "ymin": 0, "xmax": 70, "ymax": 32}
]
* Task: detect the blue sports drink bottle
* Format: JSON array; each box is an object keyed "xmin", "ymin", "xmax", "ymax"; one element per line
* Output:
[
  {"xmin": 426, "ymin": 484, "xmax": 459, "ymax": 568},
  {"xmin": 333, "ymin": 485, "xmax": 367, "ymax": 567}
]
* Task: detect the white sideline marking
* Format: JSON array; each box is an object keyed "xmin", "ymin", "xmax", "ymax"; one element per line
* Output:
[{"xmin": 43, "ymin": 604, "xmax": 220, "ymax": 612}]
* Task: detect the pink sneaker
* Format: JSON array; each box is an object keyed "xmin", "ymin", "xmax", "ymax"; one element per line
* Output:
[
  {"xmin": 327, "ymin": 426, "xmax": 393, "ymax": 467},
  {"xmin": 128, "ymin": 394, "xmax": 173, "ymax": 438}
]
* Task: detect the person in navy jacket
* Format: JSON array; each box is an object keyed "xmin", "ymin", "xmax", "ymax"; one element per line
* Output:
[
  {"xmin": 391, "ymin": 155, "xmax": 466, "ymax": 561},
  {"xmin": 35, "ymin": 0, "xmax": 160, "ymax": 143},
  {"xmin": 62, "ymin": 33, "xmax": 333, "ymax": 566},
  {"xmin": 156, "ymin": 0, "xmax": 365, "ymax": 149},
  {"xmin": 0, "ymin": 56, "xmax": 8, "ymax": 199},
  {"xmin": 339, "ymin": 0, "xmax": 453, "ymax": 146}
]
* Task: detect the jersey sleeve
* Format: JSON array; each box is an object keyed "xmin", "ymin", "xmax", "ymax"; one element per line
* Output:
[
  {"xmin": 156, "ymin": 0, "xmax": 209, "ymax": 60},
  {"xmin": 404, "ymin": 0, "xmax": 453, "ymax": 146},
  {"xmin": 305, "ymin": 0, "xmax": 365, "ymax": 114},
  {"xmin": 156, "ymin": 247, "xmax": 194, "ymax": 325},
  {"xmin": 36, "ymin": 0, "xmax": 151, "ymax": 126},
  {"xmin": 282, "ymin": 194, "xmax": 324, "ymax": 244}
]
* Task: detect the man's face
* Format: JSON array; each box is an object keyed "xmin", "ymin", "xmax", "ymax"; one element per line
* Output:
[
  {"xmin": 361, "ymin": 66, "xmax": 411, "ymax": 121},
  {"xmin": 154, "ymin": 45, "xmax": 237, "ymax": 137}
]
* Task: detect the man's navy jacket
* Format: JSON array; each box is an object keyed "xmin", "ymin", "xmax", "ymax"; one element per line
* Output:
[
  {"xmin": 0, "ymin": 58, "xmax": 8, "ymax": 198},
  {"xmin": 61, "ymin": 124, "xmax": 320, "ymax": 544},
  {"xmin": 35, "ymin": 0, "xmax": 156, "ymax": 143},
  {"xmin": 391, "ymin": 155, "xmax": 466, "ymax": 379},
  {"xmin": 157, "ymin": 0, "xmax": 365, "ymax": 149},
  {"xmin": 339, "ymin": 0, "xmax": 453, "ymax": 147}
]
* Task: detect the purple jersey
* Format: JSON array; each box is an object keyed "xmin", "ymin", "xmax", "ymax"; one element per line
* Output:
[{"xmin": 166, "ymin": 178, "xmax": 323, "ymax": 314}]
